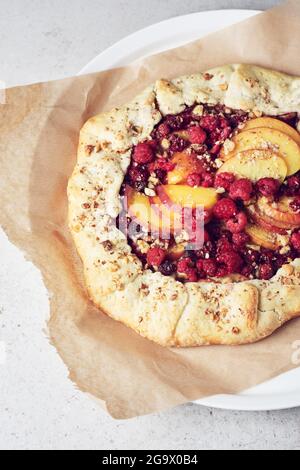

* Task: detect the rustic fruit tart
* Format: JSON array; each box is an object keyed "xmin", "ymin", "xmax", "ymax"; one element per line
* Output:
[
  {"xmin": 122, "ymin": 106, "xmax": 300, "ymax": 283},
  {"xmin": 68, "ymin": 65, "xmax": 300, "ymax": 347}
]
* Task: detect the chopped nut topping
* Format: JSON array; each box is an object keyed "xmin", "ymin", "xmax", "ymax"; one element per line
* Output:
[
  {"xmin": 85, "ymin": 145, "xmax": 95, "ymax": 155},
  {"xmin": 216, "ymin": 187, "xmax": 226, "ymax": 194},
  {"xmin": 203, "ymin": 73, "xmax": 214, "ymax": 81},
  {"xmin": 161, "ymin": 138, "xmax": 170, "ymax": 149},
  {"xmin": 219, "ymin": 83, "xmax": 228, "ymax": 91},
  {"xmin": 223, "ymin": 139, "xmax": 235, "ymax": 155},
  {"xmin": 193, "ymin": 105, "xmax": 204, "ymax": 116},
  {"xmin": 175, "ymin": 230, "xmax": 190, "ymax": 244},
  {"xmin": 279, "ymin": 246, "xmax": 290, "ymax": 255},
  {"xmin": 253, "ymin": 108, "xmax": 263, "ymax": 118},
  {"xmin": 102, "ymin": 241, "xmax": 113, "ymax": 251},
  {"xmin": 136, "ymin": 239, "xmax": 150, "ymax": 254},
  {"xmin": 144, "ymin": 188, "xmax": 156, "ymax": 197},
  {"xmin": 214, "ymin": 158, "xmax": 224, "ymax": 169}
]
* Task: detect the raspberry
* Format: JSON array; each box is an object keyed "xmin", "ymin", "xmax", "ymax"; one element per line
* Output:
[
  {"xmin": 226, "ymin": 212, "xmax": 248, "ymax": 234},
  {"xmin": 201, "ymin": 259, "xmax": 218, "ymax": 277},
  {"xmin": 215, "ymin": 266, "xmax": 229, "ymax": 278},
  {"xmin": 201, "ymin": 172, "xmax": 215, "ymax": 188},
  {"xmin": 184, "ymin": 268, "xmax": 198, "ymax": 282},
  {"xmin": 149, "ymin": 159, "xmax": 175, "ymax": 173},
  {"xmin": 158, "ymin": 260, "xmax": 176, "ymax": 276},
  {"xmin": 290, "ymin": 197, "xmax": 300, "ymax": 213},
  {"xmin": 188, "ymin": 126, "xmax": 207, "ymax": 144},
  {"xmin": 177, "ymin": 258, "xmax": 198, "ymax": 281},
  {"xmin": 200, "ymin": 115, "xmax": 219, "ymax": 132},
  {"xmin": 157, "ymin": 123, "xmax": 170, "ymax": 138},
  {"xmin": 177, "ymin": 257, "xmax": 193, "ymax": 273},
  {"xmin": 213, "ymin": 198, "xmax": 237, "ymax": 220},
  {"xmin": 291, "ymin": 231, "xmax": 300, "ymax": 251},
  {"xmin": 169, "ymin": 134, "xmax": 188, "ymax": 152},
  {"xmin": 256, "ymin": 178, "xmax": 280, "ymax": 197},
  {"xmin": 229, "ymin": 178, "xmax": 253, "ymax": 202},
  {"xmin": 232, "ymin": 232, "xmax": 250, "ymax": 248},
  {"xmin": 133, "ymin": 142, "xmax": 154, "ymax": 164},
  {"xmin": 285, "ymin": 175, "xmax": 300, "ymax": 196},
  {"xmin": 187, "ymin": 173, "xmax": 202, "ymax": 187},
  {"xmin": 146, "ymin": 247, "xmax": 166, "ymax": 267},
  {"xmin": 214, "ymin": 172, "xmax": 235, "ymax": 192},
  {"xmin": 128, "ymin": 166, "xmax": 149, "ymax": 192},
  {"xmin": 258, "ymin": 263, "xmax": 274, "ymax": 280},
  {"xmin": 217, "ymin": 236, "xmax": 234, "ymax": 254},
  {"xmin": 217, "ymin": 251, "xmax": 243, "ymax": 274}
]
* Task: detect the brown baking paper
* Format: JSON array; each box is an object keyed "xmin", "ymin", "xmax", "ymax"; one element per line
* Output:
[{"xmin": 1, "ymin": 0, "xmax": 300, "ymax": 419}]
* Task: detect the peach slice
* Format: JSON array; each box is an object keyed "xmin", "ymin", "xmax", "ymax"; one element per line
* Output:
[
  {"xmin": 245, "ymin": 224, "xmax": 284, "ymax": 251},
  {"xmin": 126, "ymin": 186, "xmax": 161, "ymax": 233},
  {"xmin": 167, "ymin": 152, "xmax": 204, "ymax": 185},
  {"xmin": 243, "ymin": 117, "xmax": 300, "ymax": 146},
  {"xmin": 257, "ymin": 196, "xmax": 300, "ymax": 229},
  {"xmin": 157, "ymin": 185, "xmax": 218, "ymax": 211},
  {"xmin": 220, "ymin": 127, "xmax": 300, "ymax": 175},
  {"xmin": 247, "ymin": 205, "xmax": 287, "ymax": 235},
  {"xmin": 150, "ymin": 195, "xmax": 183, "ymax": 234},
  {"xmin": 217, "ymin": 149, "xmax": 287, "ymax": 182},
  {"xmin": 126, "ymin": 186, "xmax": 182, "ymax": 236}
]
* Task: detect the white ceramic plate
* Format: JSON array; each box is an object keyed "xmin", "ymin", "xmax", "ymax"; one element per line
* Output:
[{"xmin": 79, "ymin": 10, "xmax": 300, "ymax": 411}]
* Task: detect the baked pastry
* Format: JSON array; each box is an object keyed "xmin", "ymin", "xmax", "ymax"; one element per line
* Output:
[{"xmin": 68, "ymin": 64, "xmax": 300, "ymax": 347}]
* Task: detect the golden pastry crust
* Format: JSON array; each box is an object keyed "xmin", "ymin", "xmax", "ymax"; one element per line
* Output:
[{"xmin": 68, "ymin": 64, "xmax": 300, "ymax": 347}]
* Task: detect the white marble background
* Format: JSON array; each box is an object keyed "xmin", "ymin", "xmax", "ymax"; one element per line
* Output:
[{"xmin": 1, "ymin": 0, "xmax": 299, "ymax": 451}]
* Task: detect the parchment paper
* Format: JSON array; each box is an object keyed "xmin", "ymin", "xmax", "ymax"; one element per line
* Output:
[{"xmin": 1, "ymin": 0, "xmax": 300, "ymax": 419}]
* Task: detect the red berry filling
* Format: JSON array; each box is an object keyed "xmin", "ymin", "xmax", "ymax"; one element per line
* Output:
[
  {"xmin": 147, "ymin": 247, "xmax": 166, "ymax": 267},
  {"xmin": 214, "ymin": 172, "xmax": 236, "ymax": 191},
  {"xmin": 213, "ymin": 198, "xmax": 237, "ymax": 220},
  {"xmin": 187, "ymin": 173, "xmax": 202, "ymax": 187},
  {"xmin": 226, "ymin": 212, "xmax": 248, "ymax": 234},
  {"xmin": 290, "ymin": 197, "xmax": 300, "ymax": 213},
  {"xmin": 188, "ymin": 126, "xmax": 207, "ymax": 144},
  {"xmin": 133, "ymin": 142, "xmax": 154, "ymax": 164},
  {"xmin": 217, "ymin": 251, "xmax": 243, "ymax": 275},
  {"xmin": 258, "ymin": 263, "xmax": 274, "ymax": 280},
  {"xmin": 256, "ymin": 178, "xmax": 280, "ymax": 197},
  {"xmin": 291, "ymin": 231, "xmax": 300, "ymax": 251},
  {"xmin": 229, "ymin": 178, "xmax": 253, "ymax": 202},
  {"xmin": 121, "ymin": 103, "xmax": 300, "ymax": 283}
]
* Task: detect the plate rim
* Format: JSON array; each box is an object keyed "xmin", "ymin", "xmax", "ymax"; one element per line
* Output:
[
  {"xmin": 79, "ymin": 9, "xmax": 261, "ymax": 75},
  {"xmin": 79, "ymin": 9, "xmax": 300, "ymax": 411}
]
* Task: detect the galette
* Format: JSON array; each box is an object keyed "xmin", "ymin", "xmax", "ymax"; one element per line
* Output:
[{"xmin": 68, "ymin": 64, "xmax": 300, "ymax": 347}]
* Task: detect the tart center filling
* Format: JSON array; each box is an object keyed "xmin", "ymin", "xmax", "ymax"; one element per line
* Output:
[{"xmin": 119, "ymin": 104, "xmax": 300, "ymax": 282}]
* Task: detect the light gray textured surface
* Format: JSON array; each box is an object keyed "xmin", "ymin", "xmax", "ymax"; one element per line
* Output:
[{"xmin": 0, "ymin": 0, "xmax": 299, "ymax": 451}]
